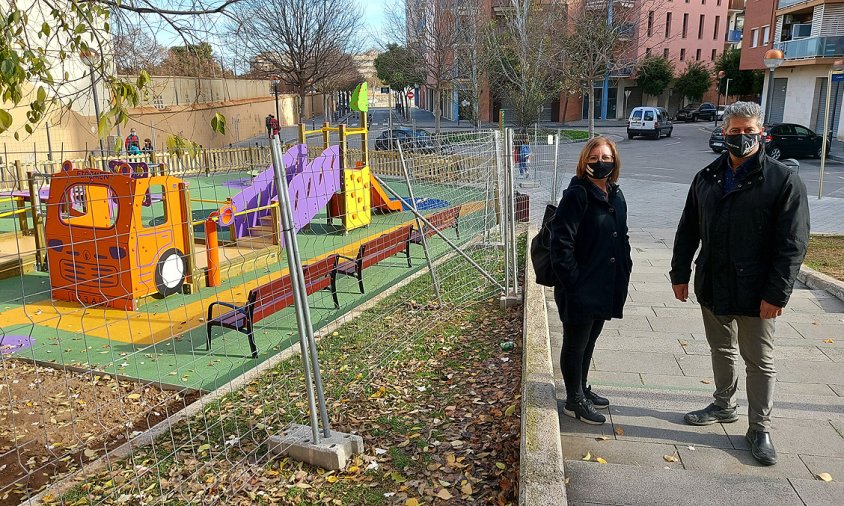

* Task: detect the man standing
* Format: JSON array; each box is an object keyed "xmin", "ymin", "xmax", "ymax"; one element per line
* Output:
[
  {"xmin": 265, "ymin": 114, "xmax": 274, "ymax": 138},
  {"xmin": 670, "ymin": 102, "xmax": 809, "ymax": 466},
  {"xmin": 125, "ymin": 128, "xmax": 140, "ymax": 152}
]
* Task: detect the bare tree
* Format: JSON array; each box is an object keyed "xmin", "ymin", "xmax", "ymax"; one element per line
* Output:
[
  {"xmin": 453, "ymin": 0, "xmax": 487, "ymax": 128},
  {"xmin": 485, "ymin": 0, "xmax": 567, "ymax": 130},
  {"xmin": 387, "ymin": 0, "xmax": 464, "ymax": 132},
  {"xmin": 560, "ymin": 1, "xmax": 642, "ymax": 136},
  {"xmin": 113, "ymin": 24, "xmax": 167, "ymax": 75},
  {"xmin": 228, "ymin": 0, "xmax": 363, "ymax": 123}
]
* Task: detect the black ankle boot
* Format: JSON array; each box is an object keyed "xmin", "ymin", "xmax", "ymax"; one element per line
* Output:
[
  {"xmin": 563, "ymin": 399, "xmax": 606, "ymax": 425},
  {"xmin": 584, "ymin": 385, "xmax": 609, "ymax": 409}
]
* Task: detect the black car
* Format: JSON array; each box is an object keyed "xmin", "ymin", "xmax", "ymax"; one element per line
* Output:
[
  {"xmin": 709, "ymin": 128, "xmax": 726, "ymax": 153},
  {"xmin": 763, "ymin": 123, "xmax": 830, "ymax": 160},
  {"xmin": 374, "ymin": 128, "xmax": 435, "ymax": 152},
  {"xmin": 676, "ymin": 102, "xmax": 716, "ymax": 122}
]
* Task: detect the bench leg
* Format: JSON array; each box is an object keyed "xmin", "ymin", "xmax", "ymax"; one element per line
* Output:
[
  {"xmin": 406, "ymin": 242, "xmax": 412, "ymax": 267},
  {"xmin": 357, "ymin": 267, "xmax": 365, "ymax": 294},
  {"xmin": 330, "ymin": 276, "xmax": 340, "ymax": 309},
  {"xmin": 206, "ymin": 324, "xmax": 213, "ymax": 351},
  {"xmin": 455, "ymin": 219, "xmax": 460, "ymax": 239},
  {"xmin": 246, "ymin": 320, "xmax": 258, "ymax": 359}
]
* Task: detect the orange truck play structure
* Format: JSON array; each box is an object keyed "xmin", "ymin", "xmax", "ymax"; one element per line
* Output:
[{"xmin": 46, "ymin": 162, "xmax": 193, "ymax": 310}]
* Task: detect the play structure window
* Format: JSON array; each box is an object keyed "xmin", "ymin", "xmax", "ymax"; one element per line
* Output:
[
  {"xmin": 60, "ymin": 184, "xmax": 118, "ymax": 229},
  {"xmin": 143, "ymin": 184, "xmax": 167, "ymax": 228}
]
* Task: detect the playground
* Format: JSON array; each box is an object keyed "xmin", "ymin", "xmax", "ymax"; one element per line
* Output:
[{"xmin": 0, "ymin": 120, "xmax": 494, "ymax": 392}]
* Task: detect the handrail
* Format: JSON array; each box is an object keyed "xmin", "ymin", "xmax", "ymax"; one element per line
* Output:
[
  {"xmin": 0, "ymin": 207, "xmax": 29, "ymax": 219},
  {"xmin": 190, "ymin": 201, "xmax": 279, "ymax": 227}
]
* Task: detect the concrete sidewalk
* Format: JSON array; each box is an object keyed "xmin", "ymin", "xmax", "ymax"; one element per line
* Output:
[{"xmin": 546, "ymin": 229, "xmax": 844, "ymax": 505}]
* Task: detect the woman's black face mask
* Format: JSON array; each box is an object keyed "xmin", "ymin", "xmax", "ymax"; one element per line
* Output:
[{"xmin": 587, "ymin": 161, "xmax": 615, "ymax": 179}]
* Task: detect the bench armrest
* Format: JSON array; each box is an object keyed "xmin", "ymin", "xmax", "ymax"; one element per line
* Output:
[
  {"xmin": 207, "ymin": 301, "xmax": 245, "ymax": 320},
  {"xmin": 336, "ymin": 254, "xmax": 357, "ymax": 262}
]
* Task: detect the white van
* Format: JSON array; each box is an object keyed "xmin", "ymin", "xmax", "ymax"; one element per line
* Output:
[{"xmin": 627, "ymin": 107, "xmax": 673, "ymax": 140}]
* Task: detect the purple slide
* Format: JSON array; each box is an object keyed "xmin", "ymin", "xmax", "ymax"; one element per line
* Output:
[{"xmin": 227, "ymin": 144, "xmax": 341, "ymax": 239}]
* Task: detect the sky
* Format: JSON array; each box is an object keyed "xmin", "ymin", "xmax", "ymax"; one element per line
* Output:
[{"xmin": 362, "ymin": 2, "xmax": 392, "ymax": 51}]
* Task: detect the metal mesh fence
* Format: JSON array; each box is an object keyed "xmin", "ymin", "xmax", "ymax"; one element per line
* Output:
[{"xmin": 0, "ymin": 126, "xmax": 517, "ymax": 504}]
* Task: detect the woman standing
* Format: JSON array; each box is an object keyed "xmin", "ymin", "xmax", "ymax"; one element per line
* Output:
[{"xmin": 550, "ymin": 137, "xmax": 632, "ymax": 425}]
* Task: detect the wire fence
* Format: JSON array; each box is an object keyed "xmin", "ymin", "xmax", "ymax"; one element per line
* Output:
[{"xmin": 0, "ymin": 125, "xmax": 520, "ymax": 504}]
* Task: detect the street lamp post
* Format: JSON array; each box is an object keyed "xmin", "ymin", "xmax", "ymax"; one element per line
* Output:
[
  {"xmin": 715, "ymin": 70, "xmax": 726, "ymax": 128},
  {"xmin": 271, "ymin": 75, "xmax": 281, "ymax": 124},
  {"xmin": 763, "ymin": 49, "xmax": 785, "ymax": 125},
  {"xmin": 81, "ymin": 50, "xmax": 107, "ymax": 171},
  {"xmin": 818, "ymin": 59, "xmax": 844, "ymax": 199}
]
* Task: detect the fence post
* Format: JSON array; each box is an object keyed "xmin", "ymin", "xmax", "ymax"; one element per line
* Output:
[
  {"xmin": 550, "ymin": 130, "xmax": 560, "ymax": 205},
  {"xmin": 203, "ymin": 149, "xmax": 211, "ymax": 177},
  {"xmin": 27, "ymin": 172, "xmax": 46, "ymax": 270}
]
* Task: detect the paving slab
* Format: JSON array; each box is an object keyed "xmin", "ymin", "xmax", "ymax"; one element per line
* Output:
[
  {"xmin": 639, "ymin": 373, "xmax": 720, "ymax": 392},
  {"xmin": 603, "ymin": 316, "xmax": 653, "ymax": 331},
  {"xmin": 830, "ymin": 384, "xmax": 844, "ymax": 397},
  {"xmin": 799, "ymin": 455, "xmax": 844, "ymax": 482},
  {"xmin": 776, "ymin": 359, "xmax": 844, "ymax": 384},
  {"xmin": 676, "ymin": 446, "xmax": 814, "ymax": 480},
  {"xmin": 592, "ymin": 350, "xmax": 684, "ymax": 375},
  {"xmin": 593, "ymin": 335, "xmax": 687, "ymax": 354},
  {"xmin": 586, "ymin": 371, "xmax": 644, "ymax": 387},
  {"xmin": 774, "ymin": 393, "xmax": 844, "ymax": 422},
  {"xmin": 723, "ymin": 416, "xmax": 844, "ymax": 457},
  {"xmin": 564, "ymin": 460, "xmax": 804, "ymax": 506},
  {"xmin": 789, "ymin": 478, "xmax": 844, "ymax": 506},
  {"xmin": 790, "ymin": 322, "xmax": 844, "ymax": 339},
  {"xmin": 820, "ymin": 347, "xmax": 844, "ymax": 363},
  {"xmin": 561, "ymin": 435, "xmax": 683, "ymax": 471},
  {"xmin": 647, "ymin": 316, "xmax": 707, "ymax": 333},
  {"xmin": 775, "ymin": 381, "xmax": 840, "ymax": 398}
]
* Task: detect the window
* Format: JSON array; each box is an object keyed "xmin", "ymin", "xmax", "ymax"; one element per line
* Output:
[
  {"xmin": 646, "ymin": 47, "xmax": 652, "ymax": 57},
  {"xmin": 751, "ymin": 28, "xmax": 758, "ymax": 48},
  {"xmin": 664, "ymin": 48, "xmax": 670, "ymax": 58},
  {"xmin": 143, "ymin": 185, "xmax": 167, "ymax": 228},
  {"xmin": 717, "ymin": 0, "xmax": 721, "ymax": 5},
  {"xmin": 696, "ymin": 48, "xmax": 702, "ymax": 60},
  {"xmin": 644, "ymin": 110, "xmax": 655, "ymax": 121},
  {"xmin": 711, "ymin": 48, "xmax": 717, "ymax": 60},
  {"xmin": 714, "ymin": 16, "xmax": 720, "ymax": 40},
  {"xmin": 632, "ymin": 110, "xmax": 643, "ymax": 120},
  {"xmin": 699, "ymin": 14, "xmax": 705, "ymax": 39},
  {"xmin": 680, "ymin": 48, "xmax": 686, "ymax": 61},
  {"xmin": 665, "ymin": 12, "xmax": 672, "ymax": 38},
  {"xmin": 61, "ymin": 184, "xmax": 118, "ymax": 229},
  {"xmin": 794, "ymin": 125, "xmax": 811, "ymax": 136},
  {"xmin": 683, "ymin": 14, "xmax": 689, "ymax": 38},
  {"xmin": 648, "ymin": 11, "xmax": 654, "ymax": 37},
  {"xmin": 762, "ymin": 25, "xmax": 770, "ymax": 45}
]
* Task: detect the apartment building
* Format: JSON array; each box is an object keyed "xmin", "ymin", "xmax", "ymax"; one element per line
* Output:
[{"xmin": 741, "ymin": 0, "xmax": 844, "ymax": 137}]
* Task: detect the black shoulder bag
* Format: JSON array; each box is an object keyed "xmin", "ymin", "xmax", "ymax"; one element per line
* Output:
[{"xmin": 530, "ymin": 203, "xmax": 558, "ymax": 287}]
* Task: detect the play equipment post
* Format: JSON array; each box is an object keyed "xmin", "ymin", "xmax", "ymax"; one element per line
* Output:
[
  {"xmin": 26, "ymin": 172, "xmax": 46, "ymax": 270},
  {"xmin": 179, "ymin": 182, "xmax": 199, "ymax": 293},
  {"xmin": 205, "ymin": 213, "xmax": 221, "ymax": 287},
  {"xmin": 14, "ymin": 161, "xmax": 29, "ymax": 235},
  {"xmin": 269, "ymin": 135, "xmax": 331, "ymax": 441}
]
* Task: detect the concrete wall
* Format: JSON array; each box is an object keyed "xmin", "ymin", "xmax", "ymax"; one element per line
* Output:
[{"xmin": 761, "ymin": 65, "xmax": 844, "ymax": 139}]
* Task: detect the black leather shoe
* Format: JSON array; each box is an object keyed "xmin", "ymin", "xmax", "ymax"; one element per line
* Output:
[
  {"xmin": 746, "ymin": 429, "xmax": 777, "ymax": 466},
  {"xmin": 684, "ymin": 403, "xmax": 739, "ymax": 426},
  {"xmin": 563, "ymin": 399, "xmax": 606, "ymax": 425},
  {"xmin": 584, "ymin": 385, "xmax": 609, "ymax": 409}
]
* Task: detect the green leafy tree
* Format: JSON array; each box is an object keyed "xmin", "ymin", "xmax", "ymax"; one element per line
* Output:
[
  {"xmin": 374, "ymin": 43, "xmax": 425, "ymax": 118},
  {"xmin": 636, "ymin": 57, "xmax": 674, "ymax": 98},
  {"xmin": 714, "ymin": 48, "xmax": 764, "ymax": 98},
  {"xmin": 673, "ymin": 61, "xmax": 711, "ymax": 103},
  {"xmin": 0, "ymin": 1, "xmax": 235, "ymax": 138}
]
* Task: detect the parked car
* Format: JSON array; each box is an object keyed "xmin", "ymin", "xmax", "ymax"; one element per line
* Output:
[
  {"xmin": 763, "ymin": 123, "xmax": 831, "ymax": 160},
  {"xmin": 675, "ymin": 102, "xmax": 717, "ymax": 122},
  {"xmin": 374, "ymin": 128, "xmax": 436, "ymax": 152},
  {"xmin": 627, "ymin": 106, "xmax": 673, "ymax": 139},
  {"xmin": 709, "ymin": 128, "xmax": 726, "ymax": 153},
  {"xmin": 716, "ymin": 105, "xmax": 727, "ymax": 120}
]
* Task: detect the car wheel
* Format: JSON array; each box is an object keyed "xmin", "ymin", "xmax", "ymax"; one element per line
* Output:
[
  {"xmin": 652, "ymin": 130, "xmax": 660, "ymax": 140},
  {"xmin": 816, "ymin": 145, "xmax": 825, "ymax": 159},
  {"xmin": 767, "ymin": 146, "xmax": 783, "ymax": 160},
  {"xmin": 628, "ymin": 133, "xmax": 634, "ymax": 140},
  {"xmin": 666, "ymin": 128, "xmax": 672, "ymax": 138},
  {"xmin": 155, "ymin": 248, "xmax": 186, "ymax": 297}
]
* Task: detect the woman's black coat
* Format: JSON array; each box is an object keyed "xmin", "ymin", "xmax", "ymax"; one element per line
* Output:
[{"xmin": 550, "ymin": 176, "xmax": 633, "ymax": 325}]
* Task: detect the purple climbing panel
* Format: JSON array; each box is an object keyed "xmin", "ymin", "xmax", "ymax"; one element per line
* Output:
[
  {"xmin": 228, "ymin": 144, "xmax": 308, "ymax": 238},
  {"xmin": 287, "ymin": 145, "xmax": 342, "ymax": 232}
]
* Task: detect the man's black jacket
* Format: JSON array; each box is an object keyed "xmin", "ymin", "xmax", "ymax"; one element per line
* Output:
[
  {"xmin": 670, "ymin": 148, "xmax": 810, "ymax": 316},
  {"xmin": 551, "ymin": 176, "xmax": 632, "ymax": 325}
]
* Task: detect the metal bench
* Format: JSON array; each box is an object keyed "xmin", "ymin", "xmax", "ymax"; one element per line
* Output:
[
  {"xmin": 205, "ymin": 254, "xmax": 339, "ymax": 358},
  {"xmin": 410, "ymin": 205, "xmax": 461, "ymax": 244},
  {"xmin": 336, "ymin": 225, "xmax": 413, "ymax": 294}
]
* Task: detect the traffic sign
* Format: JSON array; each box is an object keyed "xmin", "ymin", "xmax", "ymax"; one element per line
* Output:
[
  {"xmin": 406, "ymin": 90, "xmax": 415, "ymax": 99},
  {"xmin": 832, "ymin": 73, "xmax": 844, "ymax": 82},
  {"xmin": 381, "ymin": 87, "xmax": 390, "ymax": 94}
]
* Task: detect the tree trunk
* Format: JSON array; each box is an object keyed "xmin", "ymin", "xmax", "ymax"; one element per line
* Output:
[
  {"xmin": 298, "ymin": 87, "xmax": 307, "ymax": 123},
  {"xmin": 433, "ymin": 87, "xmax": 441, "ymax": 133},
  {"xmin": 587, "ymin": 88, "xmax": 595, "ymax": 138}
]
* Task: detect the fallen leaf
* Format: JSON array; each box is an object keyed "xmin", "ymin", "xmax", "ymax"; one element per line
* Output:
[
  {"xmin": 663, "ymin": 454, "xmax": 679, "ymax": 463},
  {"xmin": 581, "ymin": 452, "xmax": 592, "ymax": 461},
  {"xmin": 504, "ymin": 404, "xmax": 516, "ymax": 417},
  {"xmin": 126, "ymin": 394, "xmax": 141, "ymax": 401},
  {"xmin": 461, "ymin": 481, "xmax": 473, "ymax": 495},
  {"xmin": 325, "ymin": 475, "xmax": 339, "ymax": 483},
  {"xmin": 437, "ymin": 489, "xmax": 453, "ymax": 500},
  {"xmin": 197, "ymin": 444, "xmax": 210, "ymax": 453},
  {"xmin": 596, "ymin": 457, "xmax": 608, "ymax": 464},
  {"xmin": 687, "ymin": 446, "xmax": 696, "ymax": 451},
  {"xmin": 614, "ymin": 426, "xmax": 625, "ymax": 436},
  {"xmin": 701, "ymin": 379, "xmax": 712, "ymax": 384},
  {"xmin": 495, "ymin": 462, "xmax": 506, "ymax": 470},
  {"xmin": 450, "ymin": 440, "xmax": 464, "ymax": 448},
  {"xmin": 595, "ymin": 436, "xmax": 610, "ymax": 441},
  {"xmin": 817, "ymin": 472, "xmax": 833, "ymax": 482},
  {"xmin": 822, "ymin": 339, "xmax": 834, "ymax": 344},
  {"xmin": 405, "ymin": 499, "xmax": 419, "ymax": 506}
]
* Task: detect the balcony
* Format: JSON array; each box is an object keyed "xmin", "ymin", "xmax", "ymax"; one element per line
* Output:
[
  {"xmin": 774, "ymin": 35, "xmax": 844, "ymax": 60},
  {"xmin": 617, "ymin": 23, "xmax": 635, "ymax": 40},
  {"xmin": 726, "ymin": 30, "xmax": 743, "ymax": 43},
  {"xmin": 728, "ymin": 0, "xmax": 745, "ymax": 11},
  {"xmin": 778, "ymin": 0, "xmax": 811, "ymax": 9}
]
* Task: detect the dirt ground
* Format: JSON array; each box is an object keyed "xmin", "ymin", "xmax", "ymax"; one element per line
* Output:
[
  {"xmin": 0, "ymin": 358, "xmax": 199, "ymax": 505},
  {"xmin": 804, "ymin": 235, "xmax": 844, "ymax": 282}
]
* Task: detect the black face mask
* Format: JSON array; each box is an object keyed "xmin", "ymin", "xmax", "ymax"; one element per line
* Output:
[
  {"xmin": 724, "ymin": 133, "xmax": 760, "ymax": 158},
  {"xmin": 587, "ymin": 161, "xmax": 615, "ymax": 179}
]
